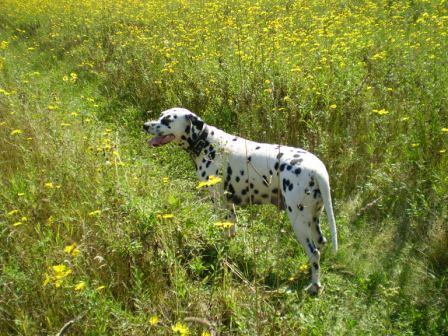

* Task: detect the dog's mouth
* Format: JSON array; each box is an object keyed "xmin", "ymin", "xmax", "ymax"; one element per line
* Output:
[{"xmin": 148, "ymin": 134, "xmax": 175, "ymax": 147}]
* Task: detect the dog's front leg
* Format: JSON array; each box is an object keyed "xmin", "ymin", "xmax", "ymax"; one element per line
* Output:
[{"xmin": 223, "ymin": 203, "xmax": 237, "ymax": 238}]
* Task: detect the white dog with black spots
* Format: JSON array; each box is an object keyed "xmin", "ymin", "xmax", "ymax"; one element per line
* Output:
[{"xmin": 144, "ymin": 107, "xmax": 337, "ymax": 295}]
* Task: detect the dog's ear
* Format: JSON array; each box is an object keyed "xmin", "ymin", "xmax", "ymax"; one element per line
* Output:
[{"xmin": 185, "ymin": 114, "xmax": 204, "ymax": 130}]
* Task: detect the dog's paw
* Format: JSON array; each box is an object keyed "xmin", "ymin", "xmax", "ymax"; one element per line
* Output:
[{"xmin": 305, "ymin": 282, "xmax": 323, "ymax": 296}]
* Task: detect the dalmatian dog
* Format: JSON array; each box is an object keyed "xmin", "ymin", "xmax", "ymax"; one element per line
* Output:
[{"xmin": 144, "ymin": 107, "xmax": 337, "ymax": 295}]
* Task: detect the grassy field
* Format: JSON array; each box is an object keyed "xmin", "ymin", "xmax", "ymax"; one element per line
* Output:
[{"xmin": 1, "ymin": 0, "xmax": 447, "ymax": 334}]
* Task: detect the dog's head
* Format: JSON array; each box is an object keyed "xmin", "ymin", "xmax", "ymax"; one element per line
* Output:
[{"xmin": 143, "ymin": 108, "xmax": 206, "ymax": 150}]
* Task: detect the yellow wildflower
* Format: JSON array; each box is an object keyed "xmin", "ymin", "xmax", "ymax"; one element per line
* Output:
[
  {"xmin": 214, "ymin": 221, "xmax": 234, "ymax": 229},
  {"xmin": 62, "ymin": 75, "xmax": 69, "ymax": 82},
  {"xmin": 411, "ymin": 143, "xmax": 420, "ymax": 148},
  {"xmin": 441, "ymin": 128, "xmax": 448, "ymax": 133},
  {"xmin": 17, "ymin": 192, "xmax": 25, "ymax": 196},
  {"xmin": 10, "ymin": 129, "xmax": 23, "ymax": 136},
  {"xmin": 196, "ymin": 175, "xmax": 222, "ymax": 189},
  {"xmin": 95, "ymin": 285, "xmax": 106, "ymax": 291},
  {"xmin": 64, "ymin": 242, "xmax": 80, "ymax": 257},
  {"xmin": 439, "ymin": 149, "xmax": 446, "ymax": 154},
  {"xmin": 163, "ymin": 177, "xmax": 170, "ymax": 184},
  {"xmin": 44, "ymin": 182, "xmax": 54, "ymax": 189},
  {"xmin": 70, "ymin": 72, "xmax": 78, "ymax": 83},
  {"xmin": 330, "ymin": 104, "xmax": 337, "ymax": 109},
  {"xmin": 13, "ymin": 221, "xmax": 23, "ymax": 227},
  {"xmin": 149, "ymin": 315, "xmax": 159, "ymax": 326},
  {"xmin": 299, "ymin": 264, "xmax": 309, "ymax": 272},
  {"xmin": 201, "ymin": 332, "xmax": 211, "ymax": 336},
  {"xmin": 372, "ymin": 109, "xmax": 389, "ymax": 116},
  {"xmin": 48, "ymin": 105, "xmax": 59, "ymax": 110},
  {"xmin": 172, "ymin": 322, "xmax": 189, "ymax": 335},
  {"xmin": 74, "ymin": 281, "xmax": 86, "ymax": 291},
  {"xmin": 157, "ymin": 213, "xmax": 174, "ymax": 220},
  {"xmin": 88, "ymin": 210, "xmax": 102, "ymax": 217},
  {"xmin": 7, "ymin": 209, "xmax": 19, "ymax": 216}
]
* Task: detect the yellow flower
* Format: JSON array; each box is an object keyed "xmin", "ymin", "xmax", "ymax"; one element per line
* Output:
[
  {"xmin": 7, "ymin": 209, "xmax": 19, "ymax": 216},
  {"xmin": 48, "ymin": 105, "xmax": 59, "ymax": 110},
  {"xmin": 214, "ymin": 221, "xmax": 234, "ymax": 229},
  {"xmin": 201, "ymin": 332, "xmax": 211, "ymax": 336},
  {"xmin": 411, "ymin": 143, "xmax": 420, "ymax": 148},
  {"xmin": 149, "ymin": 315, "xmax": 159, "ymax": 326},
  {"xmin": 88, "ymin": 210, "xmax": 102, "ymax": 217},
  {"xmin": 10, "ymin": 129, "xmax": 23, "ymax": 136},
  {"xmin": 372, "ymin": 109, "xmax": 389, "ymax": 116},
  {"xmin": 163, "ymin": 177, "xmax": 170, "ymax": 184},
  {"xmin": 64, "ymin": 242, "xmax": 80, "ymax": 257},
  {"xmin": 196, "ymin": 175, "xmax": 222, "ymax": 189},
  {"xmin": 441, "ymin": 128, "xmax": 448, "ymax": 133},
  {"xmin": 74, "ymin": 281, "xmax": 86, "ymax": 291},
  {"xmin": 95, "ymin": 285, "xmax": 106, "ymax": 291},
  {"xmin": 157, "ymin": 213, "xmax": 174, "ymax": 219},
  {"xmin": 63, "ymin": 75, "xmax": 69, "ymax": 82},
  {"xmin": 299, "ymin": 264, "xmax": 309, "ymax": 272},
  {"xmin": 439, "ymin": 149, "xmax": 446, "ymax": 154},
  {"xmin": 70, "ymin": 72, "xmax": 78, "ymax": 83},
  {"xmin": 172, "ymin": 322, "xmax": 189, "ymax": 335},
  {"xmin": 330, "ymin": 104, "xmax": 337, "ymax": 109},
  {"xmin": 44, "ymin": 182, "xmax": 54, "ymax": 189},
  {"xmin": 13, "ymin": 221, "xmax": 23, "ymax": 227},
  {"xmin": 17, "ymin": 192, "xmax": 25, "ymax": 196}
]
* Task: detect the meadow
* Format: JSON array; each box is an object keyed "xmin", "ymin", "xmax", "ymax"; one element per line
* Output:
[{"xmin": 0, "ymin": 0, "xmax": 447, "ymax": 334}]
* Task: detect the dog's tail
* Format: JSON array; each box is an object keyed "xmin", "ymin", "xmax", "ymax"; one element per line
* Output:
[{"xmin": 315, "ymin": 169, "xmax": 338, "ymax": 253}]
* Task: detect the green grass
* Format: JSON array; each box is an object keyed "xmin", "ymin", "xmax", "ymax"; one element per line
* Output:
[{"xmin": 1, "ymin": 0, "xmax": 447, "ymax": 334}]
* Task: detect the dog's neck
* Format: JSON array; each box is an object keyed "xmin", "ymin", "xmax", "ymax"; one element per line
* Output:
[{"xmin": 187, "ymin": 123, "xmax": 209, "ymax": 157}]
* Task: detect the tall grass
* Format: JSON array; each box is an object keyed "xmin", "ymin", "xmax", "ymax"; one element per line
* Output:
[{"xmin": 0, "ymin": 0, "xmax": 447, "ymax": 334}]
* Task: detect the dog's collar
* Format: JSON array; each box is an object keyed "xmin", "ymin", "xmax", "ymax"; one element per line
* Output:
[{"xmin": 189, "ymin": 124, "xmax": 209, "ymax": 157}]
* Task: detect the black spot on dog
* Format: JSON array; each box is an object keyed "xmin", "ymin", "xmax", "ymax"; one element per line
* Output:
[
  {"xmin": 294, "ymin": 168, "xmax": 301, "ymax": 175},
  {"xmin": 313, "ymin": 262, "xmax": 319, "ymax": 270},
  {"xmin": 269, "ymin": 169, "xmax": 273, "ymax": 175},
  {"xmin": 261, "ymin": 193, "xmax": 269, "ymax": 198},
  {"xmin": 255, "ymin": 146, "xmax": 261, "ymax": 150},
  {"xmin": 250, "ymin": 183, "xmax": 254, "ymax": 189},
  {"xmin": 227, "ymin": 166, "xmax": 233, "ymax": 176},
  {"xmin": 274, "ymin": 162, "xmax": 279, "ymax": 170},
  {"xmin": 254, "ymin": 189, "xmax": 259, "ymax": 194},
  {"xmin": 288, "ymin": 183, "xmax": 293, "ymax": 191},
  {"xmin": 201, "ymin": 171, "xmax": 206, "ymax": 178},
  {"xmin": 206, "ymin": 160, "xmax": 212, "ymax": 168},
  {"xmin": 272, "ymin": 188, "xmax": 279, "ymax": 194},
  {"xmin": 313, "ymin": 189, "xmax": 321, "ymax": 199},
  {"xmin": 276, "ymin": 152, "xmax": 283, "ymax": 160},
  {"xmin": 247, "ymin": 156, "xmax": 252, "ymax": 162},
  {"xmin": 235, "ymin": 176, "xmax": 240, "ymax": 182},
  {"xmin": 290, "ymin": 159, "xmax": 300, "ymax": 165},
  {"xmin": 232, "ymin": 138, "xmax": 237, "ymax": 141},
  {"xmin": 298, "ymin": 204, "xmax": 304, "ymax": 211},
  {"xmin": 240, "ymin": 170, "xmax": 244, "ymax": 176},
  {"xmin": 287, "ymin": 165, "xmax": 292, "ymax": 171},
  {"xmin": 185, "ymin": 125, "xmax": 191, "ymax": 133},
  {"xmin": 293, "ymin": 154, "xmax": 300, "ymax": 158},
  {"xmin": 280, "ymin": 163, "xmax": 286, "ymax": 171}
]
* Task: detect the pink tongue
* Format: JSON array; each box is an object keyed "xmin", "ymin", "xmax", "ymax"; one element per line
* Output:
[{"xmin": 148, "ymin": 134, "xmax": 175, "ymax": 147}]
